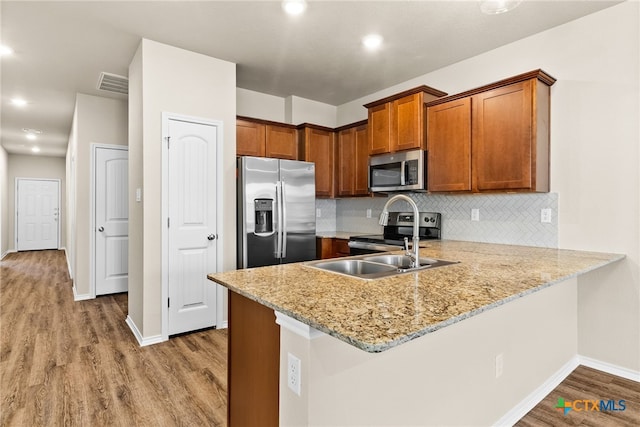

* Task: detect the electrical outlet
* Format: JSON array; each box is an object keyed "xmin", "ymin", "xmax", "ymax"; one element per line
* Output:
[
  {"xmin": 495, "ymin": 353, "xmax": 504, "ymax": 378},
  {"xmin": 366, "ymin": 208, "xmax": 372, "ymax": 218},
  {"xmin": 316, "ymin": 208, "xmax": 321, "ymax": 218},
  {"xmin": 471, "ymin": 208, "xmax": 480, "ymax": 221},
  {"xmin": 541, "ymin": 208, "xmax": 552, "ymax": 223},
  {"xmin": 287, "ymin": 352, "xmax": 301, "ymax": 396}
]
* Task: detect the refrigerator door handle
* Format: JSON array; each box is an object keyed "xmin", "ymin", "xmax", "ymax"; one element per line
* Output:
[
  {"xmin": 276, "ymin": 181, "xmax": 283, "ymax": 258},
  {"xmin": 281, "ymin": 179, "xmax": 288, "ymax": 259}
]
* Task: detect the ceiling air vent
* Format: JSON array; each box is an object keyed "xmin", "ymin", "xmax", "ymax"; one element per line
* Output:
[{"xmin": 97, "ymin": 72, "xmax": 128, "ymax": 95}]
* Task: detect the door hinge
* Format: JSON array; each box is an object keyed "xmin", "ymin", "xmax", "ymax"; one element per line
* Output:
[
  {"xmin": 166, "ymin": 136, "xmax": 170, "ymax": 149},
  {"xmin": 168, "ymin": 298, "xmax": 171, "ymax": 308},
  {"xmin": 167, "ymin": 217, "xmax": 170, "ymax": 228}
]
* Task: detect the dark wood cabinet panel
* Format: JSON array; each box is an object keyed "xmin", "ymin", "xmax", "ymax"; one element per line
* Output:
[
  {"xmin": 337, "ymin": 123, "xmax": 369, "ymax": 197},
  {"xmin": 365, "ymin": 86, "xmax": 447, "ymax": 155},
  {"xmin": 472, "ymin": 80, "xmax": 533, "ymax": 191},
  {"xmin": 236, "ymin": 119, "xmax": 266, "ymax": 157},
  {"xmin": 368, "ymin": 103, "xmax": 392, "ymax": 155},
  {"xmin": 228, "ymin": 291, "xmax": 280, "ymax": 427},
  {"xmin": 265, "ymin": 125, "xmax": 298, "ymax": 160},
  {"xmin": 299, "ymin": 125, "xmax": 336, "ymax": 198},
  {"xmin": 316, "ymin": 237, "xmax": 350, "ymax": 259},
  {"xmin": 425, "ymin": 70, "xmax": 554, "ymax": 193},
  {"xmin": 426, "ymin": 98, "xmax": 472, "ymax": 192},
  {"xmin": 393, "ymin": 94, "xmax": 425, "ymax": 152}
]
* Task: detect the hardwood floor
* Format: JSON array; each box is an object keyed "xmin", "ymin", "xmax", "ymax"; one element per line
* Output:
[
  {"xmin": 1, "ymin": 250, "xmax": 228, "ymax": 426},
  {"xmin": 516, "ymin": 365, "xmax": 640, "ymax": 426}
]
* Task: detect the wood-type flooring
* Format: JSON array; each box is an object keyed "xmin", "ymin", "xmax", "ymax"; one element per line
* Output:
[
  {"xmin": 2, "ymin": 250, "xmax": 639, "ymax": 426},
  {"xmin": 1, "ymin": 250, "xmax": 227, "ymax": 426},
  {"xmin": 515, "ymin": 366, "xmax": 640, "ymax": 426}
]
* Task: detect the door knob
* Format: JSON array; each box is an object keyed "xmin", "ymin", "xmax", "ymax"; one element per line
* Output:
[
  {"xmin": 207, "ymin": 234, "xmax": 216, "ymax": 241},
  {"xmin": 98, "ymin": 226, "xmax": 104, "ymax": 232}
]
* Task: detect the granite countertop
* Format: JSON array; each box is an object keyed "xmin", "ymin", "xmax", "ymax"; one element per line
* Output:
[
  {"xmin": 208, "ymin": 240, "xmax": 624, "ymax": 353},
  {"xmin": 316, "ymin": 231, "xmax": 364, "ymax": 239}
]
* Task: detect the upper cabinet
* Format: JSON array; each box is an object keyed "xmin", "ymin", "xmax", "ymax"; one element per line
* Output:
[
  {"xmin": 337, "ymin": 121, "xmax": 369, "ymax": 197},
  {"xmin": 298, "ymin": 124, "xmax": 337, "ymax": 198},
  {"xmin": 365, "ymin": 85, "xmax": 447, "ymax": 155},
  {"xmin": 425, "ymin": 69, "xmax": 556, "ymax": 193},
  {"xmin": 236, "ymin": 117, "xmax": 297, "ymax": 160}
]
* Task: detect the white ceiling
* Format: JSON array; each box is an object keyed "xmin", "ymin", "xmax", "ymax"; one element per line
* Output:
[{"xmin": 1, "ymin": 0, "xmax": 621, "ymax": 157}]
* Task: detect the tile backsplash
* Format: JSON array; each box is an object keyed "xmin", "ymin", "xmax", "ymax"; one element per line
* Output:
[{"xmin": 324, "ymin": 193, "xmax": 558, "ymax": 248}]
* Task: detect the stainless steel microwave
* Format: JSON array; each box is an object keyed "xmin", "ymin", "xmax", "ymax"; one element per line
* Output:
[{"xmin": 369, "ymin": 149, "xmax": 427, "ymax": 192}]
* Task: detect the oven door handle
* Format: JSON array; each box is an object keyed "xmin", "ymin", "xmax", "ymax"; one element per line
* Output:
[{"xmin": 347, "ymin": 241, "xmax": 404, "ymax": 252}]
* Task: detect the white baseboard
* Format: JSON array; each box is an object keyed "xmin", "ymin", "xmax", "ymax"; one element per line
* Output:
[
  {"xmin": 1, "ymin": 249, "xmax": 17, "ymax": 260},
  {"xmin": 219, "ymin": 320, "xmax": 229, "ymax": 329},
  {"xmin": 494, "ymin": 356, "xmax": 580, "ymax": 426},
  {"xmin": 578, "ymin": 355, "xmax": 640, "ymax": 382},
  {"xmin": 126, "ymin": 315, "xmax": 166, "ymax": 347},
  {"xmin": 495, "ymin": 354, "xmax": 640, "ymax": 426},
  {"xmin": 72, "ymin": 284, "xmax": 93, "ymax": 301}
]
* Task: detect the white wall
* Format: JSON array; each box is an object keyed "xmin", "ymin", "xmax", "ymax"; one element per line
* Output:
[
  {"xmin": 281, "ymin": 277, "xmax": 578, "ymax": 426},
  {"xmin": 128, "ymin": 39, "xmax": 236, "ymax": 340},
  {"xmin": 66, "ymin": 94, "xmax": 128, "ymax": 299},
  {"xmin": 236, "ymin": 87, "xmax": 337, "ymax": 126},
  {"xmin": 237, "ymin": 88, "xmax": 286, "ymax": 122},
  {"xmin": 335, "ymin": 1, "xmax": 640, "ymax": 371},
  {"xmin": 0, "ymin": 146, "xmax": 9, "ymax": 258},
  {"xmin": 6, "ymin": 154, "xmax": 67, "ymax": 252}
]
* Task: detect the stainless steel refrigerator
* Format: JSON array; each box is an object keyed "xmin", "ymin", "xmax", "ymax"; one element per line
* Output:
[{"xmin": 237, "ymin": 156, "xmax": 316, "ymax": 268}]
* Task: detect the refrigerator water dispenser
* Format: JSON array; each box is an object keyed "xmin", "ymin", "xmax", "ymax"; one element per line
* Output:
[{"xmin": 254, "ymin": 198, "xmax": 274, "ymax": 236}]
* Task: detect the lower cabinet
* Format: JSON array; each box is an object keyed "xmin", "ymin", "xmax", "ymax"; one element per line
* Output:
[
  {"xmin": 316, "ymin": 237, "xmax": 350, "ymax": 259},
  {"xmin": 228, "ymin": 291, "xmax": 280, "ymax": 427}
]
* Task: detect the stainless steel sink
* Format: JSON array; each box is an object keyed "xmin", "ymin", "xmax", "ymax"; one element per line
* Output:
[
  {"xmin": 362, "ymin": 254, "xmax": 438, "ymax": 269},
  {"xmin": 305, "ymin": 254, "xmax": 459, "ymax": 279},
  {"xmin": 310, "ymin": 259, "xmax": 398, "ymax": 278}
]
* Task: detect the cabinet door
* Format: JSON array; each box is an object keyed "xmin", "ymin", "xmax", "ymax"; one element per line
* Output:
[
  {"xmin": 392, "ymin": 93, "xmax": 424, "ymax": 152},
  {"xmin": 426, "ymin": 98, "xmax": 471, "ymax": 192},
  {"xmin": 368, "ymin": 103, "xmax": 392, "ymax": 154},
  {"xmin": 472, "ymin": 80, "xmax": 533, "ymax": 191},
  {"xmin": 236, "ymin": 119, "xmax": 266, "ymax": 157},
  {"xmin": 337, "ymin": 128, "xmax": 356, "ymax": 196},
  {"xmin": 353, "ymin": 125, "xmax": 370, "ymax": 195},
  {"xmin": 303, "ymin": 128, "xmax": 336, "ymax": 197},
  {"xmin": 265, "ymin": 125, "xmax": 297, "ymax": 160}
]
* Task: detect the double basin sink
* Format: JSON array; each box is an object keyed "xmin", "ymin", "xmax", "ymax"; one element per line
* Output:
[{"xmin": 305, "ymin": 254, "xmax": 459, "ymax": 280}]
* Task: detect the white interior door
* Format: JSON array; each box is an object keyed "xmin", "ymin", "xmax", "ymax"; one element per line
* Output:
[
  {"xmin": 95, "ymin": 147, "xmax": 129, "ymax": 295},
  {"xmin": 16, "ymin": 179, "xmax": 59, "ymax": 251},
  {"xmin": 168, "ymin": 119, "xmax": 218, "ymax": 335}
]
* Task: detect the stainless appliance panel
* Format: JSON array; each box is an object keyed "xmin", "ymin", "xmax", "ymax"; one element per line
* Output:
[
  {"xmin": 238, "ymin": 156, "xmax": 317, "ymax": 268},
  {"xmin": 279, "ymin": 159, "xmax": 316, "ymax": 263},
  {"xmin": 369, "ymin": 149, "xmax": 427, "ymax": 192},
  {"xmin": 238, "ymin": 156, "xmax": 280, "ymax": 268}
]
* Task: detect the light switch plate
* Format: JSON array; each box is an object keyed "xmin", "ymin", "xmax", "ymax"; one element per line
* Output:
[
  {"xmin": 541, "ymin": 208, "xmax": 552, "ymax": 223},
  {"xmin": 471, "ymin": 208, "xmax": 480, "ymax": 221},
  {"xmin": 316, "ymin": 208, "xmax": 321, "ymax": 218},
  {"xmin": 135, "ymin": 188, "xmax": 142, "ymax": 203},
  {"xmin": 366, "ymin": 208, "xmax": 372, "ymax": 218}
]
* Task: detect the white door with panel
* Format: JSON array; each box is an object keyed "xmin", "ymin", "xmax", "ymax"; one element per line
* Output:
[
  {"xmin": 16, "ymin": 179, "xmax": 59, "ymax": 251},
  {"xmin": 95, "ymin": 147, "xmax": 129, "ymax": 295},
  {"xmin": 168, "ymin": 119, "xmax": 218, "ymax": 335}
]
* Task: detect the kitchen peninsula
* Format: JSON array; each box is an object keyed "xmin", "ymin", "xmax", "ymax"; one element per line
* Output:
[{"xmin": 208, "ymin": 241, "xmax": 623, "ymax": 426}]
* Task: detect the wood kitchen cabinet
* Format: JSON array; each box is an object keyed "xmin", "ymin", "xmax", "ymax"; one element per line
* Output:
[
  {"xmin": 425, "ymin": 98, "xmax": 472, "ymax": 192},
  {"xmin": 316, "ymin": 237, "xmax": 350, "ymax": 259},
  {"xmin": 337, "ymin": 120, "xmax": 369, "ymax": 197},
  {"xmin": 298, "ymin": 124, "xmax": 336, "ymax": 198},
  {"xmin": 228, "ymin": 291, "xmax": 280, "ymax": 427},
  {"xmin": 425, "ymin": 69, "xmax": 556, "ymax": 193},
  {"xmin": 365, "ymin": 85, "xmax": 447, "ymax": 155},
  {"xmin": 236, "ymin": 117, "xmax": 297, "ymax": 160}
]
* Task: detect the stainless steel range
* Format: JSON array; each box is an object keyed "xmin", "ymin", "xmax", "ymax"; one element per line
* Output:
[{"xmin": 348, "ymin": 212, "xmax": 441, "ymax": 255}]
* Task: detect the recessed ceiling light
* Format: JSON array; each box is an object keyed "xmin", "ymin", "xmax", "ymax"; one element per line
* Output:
[
  {"xmin": 31, "ymin": 146, "xmax": 41, "ymax": 153},
  {"xmin": 0, "ymin": 45, "xmax": 14, "ymax": 56},
  {"xmin": 362, "ymin": 34, "xmax": 384, "ymax": 51},
  {"xmin": 479, "ymin": 0, "xmax": 522, "ymax": 15},
  {"xmin": 11, "ymin": 98, "xmax": 28, "ymax": 107},
  {"xmin": 282, "ymin": 0, "xmax": 307, "ymax": 16},
  {"xmin": 26, "ymin": 133, "xmax": 37, "ymax": 141}
]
